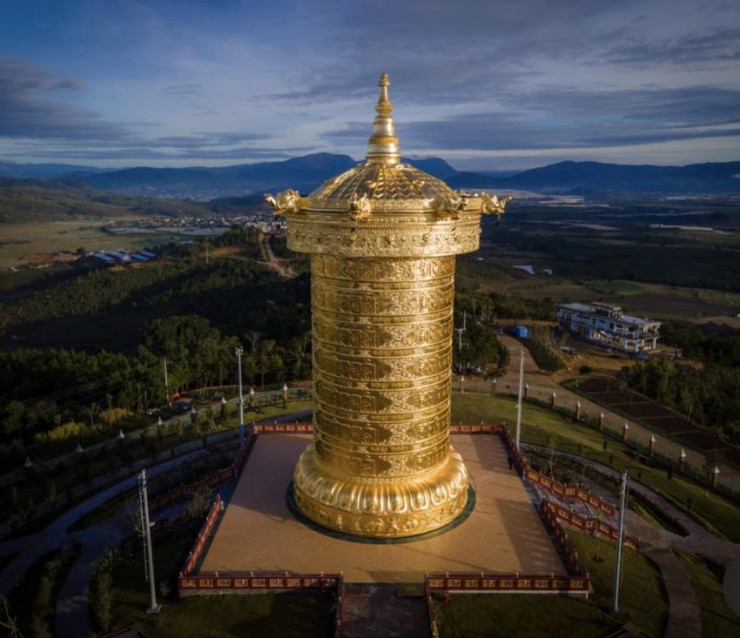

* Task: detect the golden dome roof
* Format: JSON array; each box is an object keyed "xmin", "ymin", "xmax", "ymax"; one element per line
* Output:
[
  {"xmin": 265, "ymin": 73, "xmax": 511, "ymax": 255},
  {"xmin": 307, "ymin": 73, "xmax": 455, "ymax": 209},
  {"xmin": 308, "ymin": 161, "xmax": 454, "ymax": 203}
]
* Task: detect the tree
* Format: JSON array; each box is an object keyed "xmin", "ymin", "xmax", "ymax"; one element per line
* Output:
[{"xmin": 1, "ymin": 401, "xmax": 25, "ymax": 438}]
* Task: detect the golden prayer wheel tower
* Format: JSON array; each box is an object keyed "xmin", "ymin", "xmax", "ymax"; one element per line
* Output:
[{"xmin": 267, "ymin": 73, "xmax": 509, "ymax": 539}]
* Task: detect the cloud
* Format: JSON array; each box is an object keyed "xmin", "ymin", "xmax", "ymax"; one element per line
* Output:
[
  {"xmin": 603, "ymin": 28, "xmax": 740, "ymax": 66},
  {"xmin": 0, "ymin": 54, "xmax": 129, "ymax": 141},
  {"xmin": 15, "ymin": 145, "xmax": 304, "ymax": 162},
  {"xmin": 391, "ymin": 86, "xmax": 740, "ymax": 152},
  {"xmin": 265, "ymin": 1, "xmax": 636, "ymax": 106},
  {"xmin": 153, "ymin": 131, "xmax": 272, "ymax": 148},
  {"xmin": 2, "ymin": 1, "xmax": 740, "ymax": 169},
  {"xmin": 163, "ymin": 83, "xmax": 202, "ymax": 96}
]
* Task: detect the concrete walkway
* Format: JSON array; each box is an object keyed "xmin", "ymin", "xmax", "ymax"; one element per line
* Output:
[
  {"xmin": 533, "ymin": 445, "xmax": 740, "ymax": 638},
  {"xmin": 647, "ymin": 549, "xmax": 702, "ymax": 638},
  {"xmin": 529, "ymin": 445, "xmax": 740, "ymax": 566}
]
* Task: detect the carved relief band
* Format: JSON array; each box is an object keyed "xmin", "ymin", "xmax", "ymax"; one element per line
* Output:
[{"xmin": 271, "ymin": 73, "xmax": 510, "ymax": 539}]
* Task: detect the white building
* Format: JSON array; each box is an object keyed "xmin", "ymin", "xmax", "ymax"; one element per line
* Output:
[{"xmin": 557, "ymin": 302, "xmax": 660, "ymax": 353}]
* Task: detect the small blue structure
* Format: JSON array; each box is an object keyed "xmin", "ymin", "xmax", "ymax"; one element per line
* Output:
[
  {"xmin": 130, "ymin": 253, "xmax": 149, "ymax": 262},
  {"xmin": 106, "ymin": 250, "xmax": 128, "ymax": 261},
  {"xmin": 140, "ymin": 250, "xmax": 157, "ymax": 259},
  {"xmin": 514, "ymin": 325, "xmax": 529, "ymax": 339},
  {"xmin": 92, "ymin": 252, "xmax": 114, "ymax": 263}
]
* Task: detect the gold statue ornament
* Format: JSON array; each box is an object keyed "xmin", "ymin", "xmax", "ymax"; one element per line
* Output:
[{"xmin": 267, "ymin": 73, "xmax": 510, "ymax": 539}]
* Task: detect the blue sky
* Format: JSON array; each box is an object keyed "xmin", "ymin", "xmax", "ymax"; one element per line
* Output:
[{"xmin": 1, "ymin": 0, "xmax": 739, "ymax": 170}]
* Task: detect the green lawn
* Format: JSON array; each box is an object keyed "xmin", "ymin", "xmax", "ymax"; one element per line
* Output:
[
  {"xmin": 111, "ymin": 532, "xmax": 335, "ymax": 638},
  {"xmin": 433, "ymin": 527, "xmax": 668, "ymax": 638},
  {"xmin": 675, "ymin": 550, "xmax": 740, "ymax": 638},
  {"xmin": 451, "ymin": 393, "xmax": 740, "ymax": 543},
  {"xmin": 568, "ymin": 532, "xmax": 668, "ymax": 638},
  {"xmin": 434, "ymin": 594, "xmax": 618, "ymax": 638}
]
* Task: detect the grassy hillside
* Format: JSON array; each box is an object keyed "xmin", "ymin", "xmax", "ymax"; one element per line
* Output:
[{"xmin": 0, "ymin": 178, "xmax": 214, "ymax": 223}]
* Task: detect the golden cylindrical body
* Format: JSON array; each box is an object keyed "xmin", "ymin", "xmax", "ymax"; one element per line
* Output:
[
  {"xmin": 293, "ymin": 254, "xmax": 469, "ymax": 537},
  {"xmin": 270, "ymin": 75, "xmax": 509, "ymax": 538}
]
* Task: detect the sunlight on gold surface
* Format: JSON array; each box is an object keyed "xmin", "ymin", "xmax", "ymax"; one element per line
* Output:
[{"xmin": 267, "ymin": 74, "xmax": 509, "ymax": 537}]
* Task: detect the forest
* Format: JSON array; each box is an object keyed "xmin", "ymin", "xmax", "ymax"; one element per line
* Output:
[
  {"xmin": 620, "ymin": 321, "xmax": 740, "ymax": 441},
  {"xmin": 0, "ymin": 224, "xmax": 506, "ymax": 459}
]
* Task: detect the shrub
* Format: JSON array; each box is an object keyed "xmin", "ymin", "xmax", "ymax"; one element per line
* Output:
[
  {"xmin": 99, "ymin": 407, "xmax": 132, "ymax": 427},
  {"xmin": 33, "ymin": 421, "xmax": 86, "ymax": 443},
  {"xmin": 524, "ymin": 339, "xmax": 565, "ymax": 372}
]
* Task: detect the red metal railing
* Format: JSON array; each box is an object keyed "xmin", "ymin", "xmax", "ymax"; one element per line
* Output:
[
  {"xmin": 151, "ymin": 429, "xmax": 257, "ymax": 512},
  {"xmin": 179, "ymin": 572, "xmax": 343, "ymax": 592},
  {"xmin": 181, "ymin": 494, "xmax": 223, "ymax": 575},
  {"xmin": 425, "ymin": 572, "xmax": 589, "ymax": 594},
  {"xmin": 254, "ymin": 422, "xmax": 313, "ymax": 434},
  {"xmin": 525, "ymin": 468, "xmax": 617, "ymax": 517},
  {"xmin": 542, "ymin": 500, "xmax": 640, "ymax": 550}
]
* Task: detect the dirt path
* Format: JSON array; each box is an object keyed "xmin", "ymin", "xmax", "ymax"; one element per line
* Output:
[{"xmin": 263, "ymin": 233, "xmax": 295, "ymax": 278}]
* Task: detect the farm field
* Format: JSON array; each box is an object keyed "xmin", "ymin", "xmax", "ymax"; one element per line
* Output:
[
  {"xmin": 458, "ymin": 254, "xmax": 739, "ymax": 322},
  {"xmin": 0, "ymin": 220, "xmax": 170, "ymax": 269},
  {"xmin": 460, "ymin": 201, "xmax": 740, "ymax": 323},
  {"xmin": 576, "ymin": 377, "xmax": 740, "ymax": 465}
]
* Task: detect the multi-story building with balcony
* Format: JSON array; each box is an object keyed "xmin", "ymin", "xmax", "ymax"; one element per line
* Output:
[{"xmin": 557, "ymin": 302, "xmax": 660, "ymax": 353}]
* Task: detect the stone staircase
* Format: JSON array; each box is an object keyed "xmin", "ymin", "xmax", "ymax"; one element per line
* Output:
[{"xmin": 341, "ymin": 586, "xmax": 431, "ymax": 638}]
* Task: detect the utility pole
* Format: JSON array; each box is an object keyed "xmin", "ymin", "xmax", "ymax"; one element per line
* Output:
[
  {"xmin": 515, "ymin": 348, "xmax": 524, "ymax": 449},
  {"xmin": 455, "ymin": 310, "xmax": 467, "ymax": 354},
  {"xmin": 138, "ymin": 469, "xmax": 161, "ymax": 613},
  {"xmin": 162, "ymin": 357, "xmax": 171, "ymax": 407},
  {"xmin": 613, "ymin": 469, "xmax": 629, "ymax": 613},
  {"xmin": 236, "ymin": 347, "xmax": 244, "ymax": 428}
]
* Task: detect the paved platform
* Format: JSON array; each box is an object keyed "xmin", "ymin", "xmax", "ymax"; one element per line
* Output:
[{"xmin": 199, "ymin": 433, "xmax": 565, "ymax": 583}]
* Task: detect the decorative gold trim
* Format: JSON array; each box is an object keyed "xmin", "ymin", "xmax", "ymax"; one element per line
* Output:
[
  {"xmin": 273, "ymin": 74, "xmax": 512, "ymax": 538},
  {"xmin": 293, "ymin": 444, "xmax": 469, "ymax": 538}
]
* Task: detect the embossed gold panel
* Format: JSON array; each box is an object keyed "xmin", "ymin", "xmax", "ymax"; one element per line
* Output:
[
  {"xmin": 293, "ymin": 254, "xmax": 470, "ymax": 537},
  {"xmin": 268, "ymin": 73, "xmax": 510, "ymax": 539}
]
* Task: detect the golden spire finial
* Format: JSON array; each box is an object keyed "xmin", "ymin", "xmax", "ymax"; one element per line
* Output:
[{"xmin": 366, "ymin": 72, "xmax": 400, "ymax": 165}]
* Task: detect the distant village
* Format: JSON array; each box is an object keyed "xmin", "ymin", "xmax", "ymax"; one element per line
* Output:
[
  {"xmin": 6, "ymin": 214, "xmax": 286, "ymax": 273},
  {"xmin": 90, "ymin": 248, "xmax": 158, "ymax": 265}
]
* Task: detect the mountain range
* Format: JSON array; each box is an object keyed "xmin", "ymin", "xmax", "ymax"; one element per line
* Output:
[
  {"xmin": 1, "ymin": 155, "xmax": 739, "ymax": 198},
  {"xmin": 448, "ymin": 160, "xmax": 740, "ymax": 195}
]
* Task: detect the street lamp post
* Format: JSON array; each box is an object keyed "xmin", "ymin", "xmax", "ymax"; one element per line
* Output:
[
  {"xmin": 515, "ymin": 348, "xmax": 524, "ymax": 450},
  {"xmin": 613, "ymin": 469, "xmax": 629, "ymax": 613},
  {"xmin": 138, "ymin": 469, "xmax": 161, "ymax": 614},
  {"xmin": 236, "ymin": 347, "xmax": 245, "ymax": 445}
]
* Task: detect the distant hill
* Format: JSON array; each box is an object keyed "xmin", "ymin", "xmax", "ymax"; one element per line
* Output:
[
  {"xmin": 448, "ymin": 160, "xmax": 740, "ymax": 194},
  {"xmin": 77, "ymin": 153, "xmax": 460, "ymax": 198},
  {"xmin": 80, "ymin": 153, "xmax": 359, "ymax": 198},
  {"xmin": 0, "ymin": 177, "xmax": 215, "ymax": 223},
  {"xmin": 6, "ymin": 155, "xmax": 740, "ymax": 200},
  {"xmin": 404, "ymin": 157, "xmax": 458, "ymax": 180},
  {"xmin": 0, "ymin": 162, "xmax": 106, "ymax": 180}
]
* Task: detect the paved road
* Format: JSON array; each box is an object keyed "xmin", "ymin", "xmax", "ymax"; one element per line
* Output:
[
  {"xmin": 0, "ymin": 448, "xmax": 209, "ymax": 596},
  {"xmin": 488, "ymin": 335, "xmax": 740, "ymax": 486}
]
